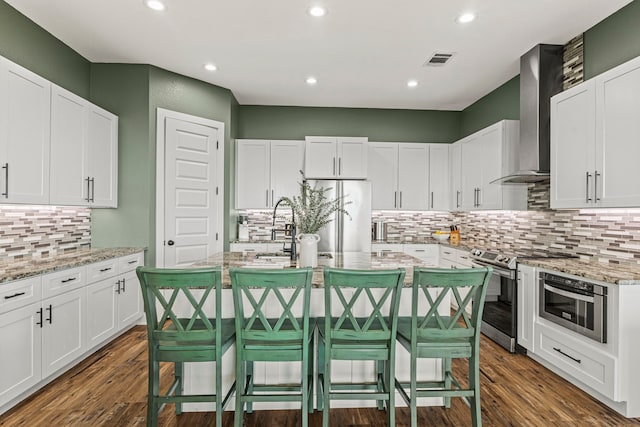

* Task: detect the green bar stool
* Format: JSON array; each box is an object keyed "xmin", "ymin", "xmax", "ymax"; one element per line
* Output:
[
  {"xmin": 229, "ymin": 267, "xmax": 314, "ymax": 427},
  {"xmin": 136, "ymin": 266, "xmax": 236, "ymax": 427},
  {"xmin": 394, "ymin": 267, "xmax": 492, "ymax": 427},
  {"xmin": 318, "ymin": 267, "xmax": 406, "ymax": 427}
]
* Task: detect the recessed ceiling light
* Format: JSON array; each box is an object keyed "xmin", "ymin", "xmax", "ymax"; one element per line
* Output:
[
  {"xmin": 456, "ymin": 12, "xmax": 476, "ymax": 24},
  {"xmin": 308, "ymin": 6, "xmax": 327, "ymax": 17},
  {"xmin": 204, "ymin": 63, "xmax": 218, "ymax": 72},
  {"xmin": 145, "ymin": 0, "xmax": 166, "ymax": 11},
  {"xmin": 407, "ymin": 80, "xmax": 418, "ymax": 88},
  {"xmin": 306, "ymin": 77, "xmax": 318, "ymax": 85}
]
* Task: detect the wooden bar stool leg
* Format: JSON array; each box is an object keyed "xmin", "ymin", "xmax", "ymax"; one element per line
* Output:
[
  {"xmin": 149, "ymin": 359, "xmax": 160, "ymax": 427},
  {"xmin": 246, "ymin": 361, "xmax": 254, "ymax": 414},
  {"xmin": 307, "ymin": 334, "xmax": 315, "ymax": 414},
  {"xmin": 470, "ymin": 354, "xmax": 482, "ymax": 427},
  {"xmin": 322, "ymin": 345, "xmax": 331, "ymax": 427},
  {"xmin": 216, "ymin": 357, "xmax": 224, "ymax": 427},
  {"xmin": 175, "ymin": 362, "xmax": 183, "ymax": 415},
  {"xmin": 235, "ymin": 359, "xmax": 246, "ymax": 427},
  {"xmin": 444, "ymin": 357, "xmax": 452, "ymax": 408},
  {"xmin": 386, "ymin": 359, "xmax": 395, "ymax": 427},
  {"xmin": 376, "ymin": 360, "xmax": 384, "ymax": 410},
  {"xmin": 410, "ymin": 353, "xmax": 418, "ymax": 427},
  {"xmin": 317, "ymin": 338, "xmax": 325, "ymax": 411}
]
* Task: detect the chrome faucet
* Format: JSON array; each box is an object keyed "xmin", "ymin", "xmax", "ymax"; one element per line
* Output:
[{"xmin": 271, "ymin": 198, "xmax": 296, "ymax": 260}]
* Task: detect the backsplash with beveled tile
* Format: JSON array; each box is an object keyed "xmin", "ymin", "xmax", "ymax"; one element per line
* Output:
[{"xmin": 0, "ymin": 206, "xmax": 91, "ymax": 261}]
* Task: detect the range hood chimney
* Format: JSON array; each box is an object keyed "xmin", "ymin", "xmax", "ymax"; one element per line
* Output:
[{"xmin": 493, "ymin": 44, "xmax": 564, "ymax": 184}]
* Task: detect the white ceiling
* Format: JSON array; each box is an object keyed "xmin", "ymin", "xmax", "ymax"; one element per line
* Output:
[{"xmin": 6, "ymin": 0, "xmax": 633, "ymax": 110}]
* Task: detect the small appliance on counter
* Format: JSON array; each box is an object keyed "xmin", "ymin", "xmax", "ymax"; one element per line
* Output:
[
  {"xmin": 372, "ymin": 221, "xmax": 387, "ymax": 242},
  {"xmin": 237, "ymin": 214, "xmax": 249, "ymax": 241}
]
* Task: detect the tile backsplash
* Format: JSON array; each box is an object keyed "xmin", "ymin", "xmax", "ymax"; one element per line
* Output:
[{"xmin": 0, "ymin": 206, "xmax": 91, "ymax": 261}]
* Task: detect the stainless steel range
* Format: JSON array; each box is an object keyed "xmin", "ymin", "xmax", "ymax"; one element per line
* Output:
[{"xmin": 469, "ymin": 248, "xmax": 577, "ymax": 353}]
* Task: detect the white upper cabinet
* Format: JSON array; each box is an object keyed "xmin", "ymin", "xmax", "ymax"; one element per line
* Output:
[
  {"xmin": 449, "ymin": 142, "xmax": 463, "ymax": 211},
  {"xmin": 0, "ymin": 58, "xmax": 51, "ymax": 204},
  {"xmin": 304, "ymin": 136, "xmax": 367, "ymax": 179},
  {"xmin": 397, "ymin": 143, "xmax": 430, "ymax": 210},
  {"xmin": 551, "ymin": 55, "xmax": 640, "ymax": 209},
  {"xmin": 50, "ymin": 85, "xmax": 118, "ymax": 208},
  {"xmin": 236, "ymin": 139, "xmax": 304, "ymax": 209},
  {"xmin": 428, "ymin": 144, "xmax": 450, "ymax": 210},
  {"xmin": 459, "ymin": 120, "xmax": 527, "ymax": 211},
  {"xmin": 368, "ymin": 142, "xmax": 447, "ymax": 211}
]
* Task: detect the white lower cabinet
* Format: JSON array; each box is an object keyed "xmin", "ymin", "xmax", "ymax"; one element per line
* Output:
[
  {"xmin": 516, "ymin": 264, "xmax": 536, "ymax": 352},
  {"xmin": 41, "ymin": 288, "xmax": 85, "ymax": 378},
  {"xmin": 0, "ymin": 302, "xmax": 42, "ymax": 408},
  {"xmin": 0, "ymin": 251, "xmax": 144, "ymax": 414},
  {"xmin": 403, "ymin": 244, "xmax": 439, "ymax": 266}
]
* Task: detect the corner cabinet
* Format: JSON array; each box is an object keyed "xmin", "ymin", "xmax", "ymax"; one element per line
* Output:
[
  {"xmin": 459, "ymin": 120, "xmax": 527, "ymax": 211},
  {"xmin": 235, "ymin": 139, "xmax": 304, "ymax": 209},
  {"xmin": 50, "ymin": 85, "xmax": 118, "ymax": 208},
  {"xmin": 304, "ymin": 136, "xmax": 367, "ymax": 179},
  {"xmin": 551, "ymin": 55, "xmax": 640, "ymax": 209},
  {"xmin": 0, "ymin": 57, "xmax": 51, "ymax": 204}
]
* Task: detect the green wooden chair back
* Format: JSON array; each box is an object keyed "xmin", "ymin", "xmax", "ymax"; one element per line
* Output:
[
  {"xmin": 136, "ymin": 266, "xmax": 223, "ymax": 345},
  {"xmin": 229, "ymin": 267, "xmax": 313, "ymax": 343},
  {"xmin": 411, "ymin": 267, "xmax": 492, "ymax": 341},
  {"xmin": 323, "ymin": 267, "xmax": 406, "ymax": 341}
]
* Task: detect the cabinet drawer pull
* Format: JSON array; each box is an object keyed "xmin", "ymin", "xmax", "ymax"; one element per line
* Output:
[
  {"xmin": 381, "ymin": 249, "xmax": 392, "ymax": 252},
  {"xmin": 127, "ymin": 260, "xmax": 138, "ymax": 265},
  {"xmin": 99, "ymin": 267, "xmax": 112, "ymax": 272},
  {"xmin": 61, "ymin": 277, "xmax": 77, "ymax": 283},
  {"xmin": 4, "ymin": 292, "xmax": 26, "ymax": 300},
  {"xmin": 443, "ymin": 251, "xmax": 452, "ymax": 255},
  {"xmin": 414, "ymin": 249, "xmax": 425, "ymax": 252},
  {"xmin": 553, "ymin": 347, "xmax": 581, "ymax": 364},
  {"xmin": 1, "ymin": 163, "xmax": 8, "ymax": 198},
  {"xmin": 460, "ymin": 256, "xmax": 469, "ymax": 259}
]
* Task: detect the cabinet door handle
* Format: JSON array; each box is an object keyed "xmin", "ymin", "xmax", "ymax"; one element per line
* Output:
[
  {"xmin": 594, "ymin": 171, "xmax": 601, "ymax": 202},
  {"xmin": 399, "ymin": 191, "xmax": 402, "ymax": 208},
  {"xmin": 4, "ymin": 292, "xmax": 26, "ymax": 300},
  {"xmin": 477, "ymin": 188, "xmax": 481, "ymax": 207},
  {"xmin": 45, "ymin": 304, "xmax": 53, "ymax": 324},
  {"xmin": 116, "ymin": 279, "xmax": 121, "ymax": 294},
  {"xmin": 61, "ymin": 277, "xmax": 77, "ymax": 284},
  {"xmin": 585, "ymin": 172, "xmax": 592, "ymax": 203},
  {"xmin": 394, "ymin": 191, "xmax": 397, "ymax": 208},
  {"xmin": 127, "ymin": 260, "xmax": 138, "ymax": 265},
  {"xmin": 122, "ymin": 278, "xmax": 126, "ymax": 293},
  {"xmin": 266, "ymin": 189, "xmax": 269, "ymax": 207},
  {"xmin": 473, "ymin": 188, "xmax": 477, "ymax": 207},
  {"xmin": 456, "ymin": 190, "xmax": 460, "ymax": 208},
  {"xmin": 1, "ymin": 163, "xmax": 7, "ymax": 198},
  {"xmin": 272, "ymin": 190, "xmax": 275, "ymax": 206},
  {"xmin": 90, "ymin": 177, "xmax": 95, "ymax": 202},
  {"xmin": 85, "ymin": 177, "xmax": 91, "ymax": 202},
  {"xmin": 553, "ymin": 347, "xmax": 581, "ymax": 364},
  {"xmin": 431, "ymin": 192, "xmax": 434, "ymax": 209},
  {"xmin": 36, "ymin": 308, "xmax": 43, "ymax": 328},
  {"xmin": 338, "ymin": 157, "xmax": 342, "ymax": 176},
  {"xmin": 99, "ymin": 267, "xmax": 112, "ymax": 272},
  {"xmin": 333, "ymin": 157, "xmax": 336, "ymax": 175}
]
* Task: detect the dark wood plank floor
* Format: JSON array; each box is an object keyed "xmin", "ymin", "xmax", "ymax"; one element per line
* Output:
[{"xmin": 1, "ymin": 326, "xmax": 639, "ymax": 426}]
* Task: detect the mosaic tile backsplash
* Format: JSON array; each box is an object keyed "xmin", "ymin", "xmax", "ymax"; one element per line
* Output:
[{"xmin": 0, "ymin": 206, "xmax": 91, "ymax": 261}]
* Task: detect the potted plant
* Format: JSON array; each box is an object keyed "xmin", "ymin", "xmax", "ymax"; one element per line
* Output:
[{"xmin": 281, "ymin": 180, "xmax": 351, "ymax": 267}]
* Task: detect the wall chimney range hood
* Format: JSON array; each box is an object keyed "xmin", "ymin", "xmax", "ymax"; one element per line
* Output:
[{"xmin": 492, "ymin": 44, "xmax": 564, "ymax": 184}]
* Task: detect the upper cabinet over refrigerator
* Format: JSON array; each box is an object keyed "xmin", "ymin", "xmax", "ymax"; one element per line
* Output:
[{"xmin": 304, "ymin": 136, "xmax": 368, "ymax": 179}]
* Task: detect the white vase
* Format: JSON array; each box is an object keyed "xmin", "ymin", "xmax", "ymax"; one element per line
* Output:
[{"xmin": 296, "ymin": 233, "xmax": 321, "ymax": 267}]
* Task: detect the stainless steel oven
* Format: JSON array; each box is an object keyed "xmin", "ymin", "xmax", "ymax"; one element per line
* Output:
[{"xmin": 539, "ymin": 272, "xmax": 607, "ymax": 343}]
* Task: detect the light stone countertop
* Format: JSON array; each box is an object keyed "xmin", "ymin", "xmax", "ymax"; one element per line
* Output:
[
  {"xmin": 519, "ymin": 258, "xmax": 640, "ymax": 285},
  {"xmin": 0, "ymin": 247, "xmax": 146, "ymax": 284},
  {"xmin": 193, "ymin": 251, "xmax": 438, "ymax": 287}
]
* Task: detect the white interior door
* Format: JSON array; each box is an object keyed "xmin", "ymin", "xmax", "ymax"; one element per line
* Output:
[{"xmin": 161, "ymin": 112, "xmax": 224, "ymax": 267}]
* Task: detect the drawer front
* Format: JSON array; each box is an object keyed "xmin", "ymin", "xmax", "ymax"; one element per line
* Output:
[
  {"xmin": 403, "ymin": 244, "xmax": 439, "ymax": 264},
  {"xmin": 230, "ymin": 243, "xmax": 270, "ymax": 253},
  {"xmin": 42, "ymin": 266, "xmax": 86, "ymax": 299},
  {"xmin": 536, "ymin": 323, "xmax": 616, "ymax": 399},
  {"xmin": 87, "ymin": 259, "xmax": 118, "ymax": 283},
  {"xmin": 456, "ymin": 253, "xmax": 473, "ymax": 268},
  {"xmin": 0, "ymin": 276, "xmax": 42, "ymax": 314},
  {"xmin": 118, "ymin": 252, "xmax": 144, "ymax": 274},
  {"xmin": 371, "ymin": 243, "xmax": 403, "ymax": 253}
]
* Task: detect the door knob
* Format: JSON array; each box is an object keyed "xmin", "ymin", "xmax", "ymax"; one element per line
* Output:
[{"xmin": 167, "ymin": 240, "xmax": 175, "ymax": 246}]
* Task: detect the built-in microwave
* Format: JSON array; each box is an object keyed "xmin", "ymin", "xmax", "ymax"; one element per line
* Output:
[{"xmin": 539, "ymin": 272, "xmax": 607, "ymax": 343}]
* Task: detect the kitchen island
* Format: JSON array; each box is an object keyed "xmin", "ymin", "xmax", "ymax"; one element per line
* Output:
[{"xmin": 181, "ymin": 251, "xmax": 445, "ymax": 412}]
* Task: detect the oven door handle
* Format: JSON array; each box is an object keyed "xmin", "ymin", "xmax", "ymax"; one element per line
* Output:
[
  {"xmin": 471, "ymin": 261, "xmax": 515, "ymax": 279},
  {"xmin": 544, "ymin": 284, "xmax": 594, "ymax": 303}
]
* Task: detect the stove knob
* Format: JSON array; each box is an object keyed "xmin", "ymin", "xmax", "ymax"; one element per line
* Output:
[
  {"xmin": 472, "ymin": 249, "xmax": 482, "ymax": 256},
  {"xmin": 503, "ymin": 257, "xmax": 510, "ymax": 264}
]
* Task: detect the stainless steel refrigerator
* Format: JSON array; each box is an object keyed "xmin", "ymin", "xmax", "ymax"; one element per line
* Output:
[{"xmin": 306, "ymin": 180, "xmax": 372, "ymax": 253}]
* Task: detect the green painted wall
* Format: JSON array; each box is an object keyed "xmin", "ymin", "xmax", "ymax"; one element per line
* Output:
[
  {"xmin": 459, "ymin": 76, "xmax": 520, "ymax": 138},
  {"xmin": 148, "ymin": 66, "xmax": 237, "ymax": 256},
  {"xmin": 584, "ymin": 0, "xmax": 640, "ymax": 79},
  {"xmin": 238, "ymin": 106, "xmax": 462, "ymax": 143},
  {"xmin": 0, "ymin": 1, "xmax": 90, "ymax": 97},
  {"xmin": 89, "ymin": 64, "xmax": 152, "ymax": 262}
]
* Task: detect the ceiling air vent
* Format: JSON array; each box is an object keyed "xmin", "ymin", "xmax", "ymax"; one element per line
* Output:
[{"xmin": 424, "ymin": 52, "xmax": 455, "ymax": 67}]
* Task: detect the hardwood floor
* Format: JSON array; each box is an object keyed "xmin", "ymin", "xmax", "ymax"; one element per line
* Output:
[{"xmin": 1, "ymin": 326, "xmax": 639, "ymax": 426}]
